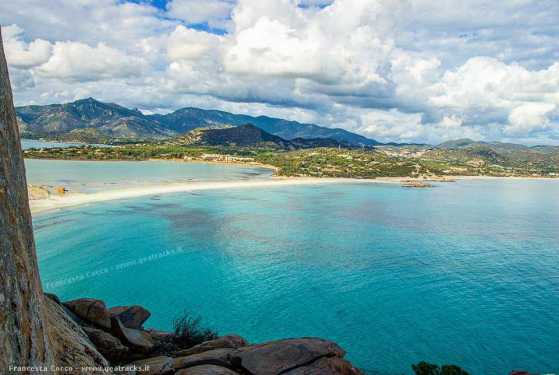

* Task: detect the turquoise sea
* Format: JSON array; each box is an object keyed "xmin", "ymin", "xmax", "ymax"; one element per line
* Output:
[{"xmin": 29, "ymin": 161, "xmax": 559, "ymax": 374}]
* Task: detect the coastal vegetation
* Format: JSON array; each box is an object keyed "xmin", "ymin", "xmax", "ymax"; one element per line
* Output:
[
  {"xmin": 24, "ymin": 139, "xmax": 559, "ymax": 178},
  {"xmin": 172, "ymin": 312, "xmax": 219, "ymax": 348}
]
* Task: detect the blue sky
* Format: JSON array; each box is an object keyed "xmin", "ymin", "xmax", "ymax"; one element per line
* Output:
[{"xmin": 1, "ymin": 0, "xmax": 558, "ymax": 144}]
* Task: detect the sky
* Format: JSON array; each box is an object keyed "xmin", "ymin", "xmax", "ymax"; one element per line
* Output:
[{"xmin": 1, "ymin": 0, "xmax": 558, "ymax": 145}]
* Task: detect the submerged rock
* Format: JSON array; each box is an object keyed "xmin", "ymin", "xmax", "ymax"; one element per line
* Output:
[
  {"xmin": 110, "ymin": 305, "xmax": 151, "ymax": 329},
  {"xmin": 64, "ymin": 298, "xmax": 112, "ymax": 330}
]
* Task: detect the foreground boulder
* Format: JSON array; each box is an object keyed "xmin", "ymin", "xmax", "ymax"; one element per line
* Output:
[
  {"xmin": 110, "ymin": 305, "xmax": 151, "ymax": 329},
  {"xmin": 283, "ymin": 356, "xmax": 360, "ymax": 374},
  {"xmin": 173, "ymin": 348, "xmax": 236, "ymax": 370},
  {"xmin": 111, "ymin": 316, "xmax": 154, "ymax": 352},
  {"xmin": 126, "ymin": 337, "xmax": 361, "ymax": 375},
  {"xmin": 174, "ymin": 335, "xmax": 248, "ymax": 357},
  {"xmin": 83, "ymin": 326, "xmax": 130, "ymax": 363},
  {"xmin": 231, "ymin": 338, "xmax": 349, "ymax": 375},
  {"xmin": 64, "ymin": 298, "xmax": 112, "ymax": 329}
]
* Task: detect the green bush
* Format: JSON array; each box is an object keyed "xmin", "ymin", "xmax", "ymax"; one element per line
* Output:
[
  {"xmin": 412, "ymin": 361, "xmax": 470, "ymax": 375},
  {"xmin": 172, "ymin": 312, "xmax": 218, "ymax": 348}
]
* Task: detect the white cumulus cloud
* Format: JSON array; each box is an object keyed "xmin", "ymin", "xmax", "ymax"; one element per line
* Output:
[{"xmin": 0, "ymin": 0, "xmax": 558, "ymax": 144}]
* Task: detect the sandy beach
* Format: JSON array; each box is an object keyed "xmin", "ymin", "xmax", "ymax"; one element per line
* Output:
[
  {"xmin": 28, "ymin": 174, "xmax": 558, "ymax": 215},
  {"xmin": 28, "ymin": 177, "xmax": 380, "ymax": 214}
]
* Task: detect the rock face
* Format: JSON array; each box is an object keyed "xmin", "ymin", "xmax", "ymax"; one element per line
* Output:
[
  {"xmin": 64, "ymin": 298, "xmax": 112, "ymax": 329},
  {"xmin": 44, "ymin": 298, "xmax": 109, "ymax": 372},
  {"xmin": 0, "ymin": 27, "xmax": 55, "ymax": 370}
]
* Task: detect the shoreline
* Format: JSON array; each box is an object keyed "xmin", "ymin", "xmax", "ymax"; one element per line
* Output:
[
  {"xmin": 29, "ymin": 177, "xmax": 376, "ymax": 215},
  {"xmin": 29, "ymin": 174, "xmax": 558, "ymax": 215},
  {"xmin": 27, "ymin": 156, "xmax": 558, "ymax": 215}
]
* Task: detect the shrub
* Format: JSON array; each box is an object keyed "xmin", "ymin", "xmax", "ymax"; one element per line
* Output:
[
  {"xmin": 172, "ymin": 312, "xmax": 218, "ymax": 348},
  {"xmin": 412, "ymin": 361, "xmax": 470, "ymax": 375}
]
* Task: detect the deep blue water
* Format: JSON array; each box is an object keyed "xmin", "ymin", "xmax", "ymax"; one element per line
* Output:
[{"xmin": 33, "ymin": 179, "xmax": 559, "ymax": 374}]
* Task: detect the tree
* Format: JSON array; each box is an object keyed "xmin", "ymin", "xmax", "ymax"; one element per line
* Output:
[{"xmin": 0, "ymin": 27, "xmax": 54, "ymax": 370}]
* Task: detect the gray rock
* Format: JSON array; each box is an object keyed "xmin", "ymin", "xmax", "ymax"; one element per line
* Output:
[
  {"xmin": 175, "ymin": 365, "xmax": 239, "ymax": 375},
  {"xmin": 174, "ymin": 335, "xmax": 248, "ymax": 357},
  {"xmin": 111, "ymin": 317, "xmax": 154, "ymax": 352},
  {"xmin": 83, "ymin": 326, "xmax": 129, "ymax": 363},
  {"xmin": 110, "ymin": 305, "xmax": 151, "ymax": 329},
  {"xmin": 64, "ymin": 298, "xmax": 112, "ymax": 330},
  {"xmin": 231, "ymin": 338, "xmax": 346, "ymax": 375}
]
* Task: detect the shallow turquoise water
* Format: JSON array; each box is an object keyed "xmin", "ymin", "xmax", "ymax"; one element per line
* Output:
[
  {"xmin": 33, "ymin": 178, "xmax": 559, "ymax": 374},
  {"xmin": 21, "ymin": 139, "xmax": 87, "ymax": 149},
  {"xmin": 25, "ymin": 159, "xmax": 272, "ymax": 192}
]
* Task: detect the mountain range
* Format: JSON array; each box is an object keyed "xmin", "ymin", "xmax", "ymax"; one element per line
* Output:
[
  {"xmin": 16, "ymin": 98, "xmax": 378, "ymax": 146},
  {"xmin": 172, "ymin": 124, "xmax": 351, "ymax": 149}
]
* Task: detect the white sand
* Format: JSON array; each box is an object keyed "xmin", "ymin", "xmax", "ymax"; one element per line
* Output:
[{"xmin": 29, "ymin": 177, "xmax": 384, "ymax": 215}]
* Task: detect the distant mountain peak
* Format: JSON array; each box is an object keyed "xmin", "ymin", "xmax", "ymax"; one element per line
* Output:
[{"xmin": 16, "ymin": 98, "xmax": 379, "ymax": 145}]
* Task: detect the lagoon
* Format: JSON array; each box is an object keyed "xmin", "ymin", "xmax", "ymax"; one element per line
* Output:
[{"xmin": 29, "ymin": 161, "xmax": 559, "ymax": 374}]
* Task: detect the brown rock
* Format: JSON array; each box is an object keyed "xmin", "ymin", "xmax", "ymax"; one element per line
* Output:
[
  {"xmin": 231, "ymin": 338, "xmax": 346, "ymax": 375},
  {"xmin": 175, "ymin": 335, "xmax": 248, "ymax": 357},
  {"xmin": 175, "ymin": 365, "xmax": 239, "ymax": 375},
  {"xmin": 55, "ymin": 185, "xmax": 68, "ymax": 195},
  {"xmin": 110, "ymin": 305, "xmax": 151, "ymax": 329},
  {"xmin": 173, "ymin": 348, "xmax": 235, "ymax": 370},
  {"xmin": 64, "ymin": 298, "xmax": 112, "ymax": 330},
  {"xmin": 131, "ymin": 356, "xmax": 174, "ymax": 375},
  {"xmin": 282, "ymin": 357, "xmax": 363, "ymax": 375},
  {"xmin": 111, "ymin": 317, "xmax": 154, "ymax": 352},
  {"xmin": 83, "ymin": 326, "xmax": 129, "ymax": 363}
]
